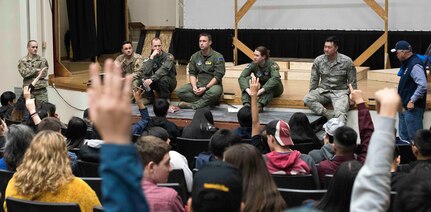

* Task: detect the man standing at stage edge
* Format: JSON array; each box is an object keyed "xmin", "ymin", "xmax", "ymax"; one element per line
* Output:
[
  {"xmin": 141, "ymin": 37, "xmax": 177, "ymax": 104},
  {"xmin": 176, "ymin": 33, "xmax": 226, "ymax": 110},
  {"xmin": 304, "ymin": 36, "xmax": 357, "ymax": 123},
  {"xmin": 392, "ymin": 40, "xmax": 427, "ymax": 142},
  {"xmin": 114, "ymin": 41, "xmax": 143, "ymax": 89},
  {"xmin": 18, "ymin": 40, "xmax": 49, "ymax": 107}
]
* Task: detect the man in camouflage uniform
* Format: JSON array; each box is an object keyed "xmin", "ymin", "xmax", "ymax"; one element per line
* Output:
[
  {"xmin": 176, "ymin": 33, "xmax": 225, "ymax": 110},
  {"xmin": 18, "ymin": 40, "xmax": 49, "ymax": 107},
  {"xmin": 141, "ymin": 38, "xmax": 177, "ymax": 103},
  {"xmin": 304, "ymin": 36, "xmax": 357, "ymax": 123},
  {"xmin": 114, "ymin": 41, "xmax": 143, "ymax": 88},
  {"xmin": 239, "ymin": 46, "xmax": 283, "ymax": 112}
]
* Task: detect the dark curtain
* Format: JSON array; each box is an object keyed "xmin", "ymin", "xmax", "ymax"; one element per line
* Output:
[
  {"xmin": 66, "ymin": 0, "xmax": 98, "ymax": 61},
  {"xmin": 172, "ymin": 29, "xmax": 431, "ymax": 70},
  {"xmin": 97, "ymin": 0, "xmax": 126, "ymax": 54}
]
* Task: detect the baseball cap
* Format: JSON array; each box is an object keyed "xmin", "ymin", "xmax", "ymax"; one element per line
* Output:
[
  {"xmin": 391, "ymin": 40, "xmax": 412, "ymax": 53},
  {"xmin": 192, "ymin": 161, "xmax": 243, "ymax": 212},
  {"xmin": 323, "ymin": 118, "xmax": 345, "ymax": 136},
  {"xmin": 266, "ymin": 120, "xmax": 294, "ymax": 146}
]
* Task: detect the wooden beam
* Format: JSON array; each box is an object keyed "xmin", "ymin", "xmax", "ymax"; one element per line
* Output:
[
  {"xmin": 354, "ymin": 33, "xmax": 387, "ymax": 66},
  {"xmin": 363, "ymin": 0, "xmax": 387, "ymax": 21},
  {"xmin": 233, "ymin": 37, "xmax": 254, "ymax": 60},
  {"xmin": 235, "ymin": 0, "xmax": 256, "ymax": 23}
]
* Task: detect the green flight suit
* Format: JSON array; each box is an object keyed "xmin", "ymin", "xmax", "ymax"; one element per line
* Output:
[
  {"xmin": 238, "ymin": 59, "xmax": 284, "ymax": 107},
  {"xmin": 176, "ymin": 48, "xmax": 225, "ymax": 109},
  {"xmin": 141, "ymin": 51, "xmax": 177, "ymax": 99},
  {"xmin": 18, "ymin": 54, "xmax": 49, "ymax": 107}
]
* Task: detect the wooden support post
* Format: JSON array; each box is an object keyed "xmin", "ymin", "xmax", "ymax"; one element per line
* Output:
[
  {"xmin": 233, "ymin": 0, "xmax": 256, "ymax": 65},
  {"xmin": 355, "ymin": 0, "xmax": 389, "ymax": 67},
  {"xmin": 233, "ymin": 37, "xmax": 254, "ymax": 60},
  {"xmin": 354, "ymin": 32, "xmax": 387, "ymax": 66}
]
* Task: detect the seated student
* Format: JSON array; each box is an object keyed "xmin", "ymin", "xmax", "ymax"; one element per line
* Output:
[
  {"xmin": 289, "ymin": 112, "xmax": 322, "ymax": 149},
  {"xmin": 188, "ymin": 160, "xmax": 243, "ymax": 212},
  {"xmin": 317, "ymin": 85, "xmax": 373, "ymax": 181},
  {"xmin": 38, "ymin": 102, "xmax": 67, "ymax": 130},
  {"xmin": 181, "ymin": 107, "xmax": 217, "ymax": 139},
  {"xmin": 350, "ymin": 88, "xmax": 401, "ymax": 211},
  {"xmin": 396, "ymin": 166, "xmax": 431, "ymax": 212},
  {"xmin": 135, "ymin": 136, "xmax": 185, "ymax": 212},
  {"xmin": 9, "ymin": 95, "xmax": 27, "ymax": 123},
  {"xmin": 4, "ymin": 131, "xmax": 101, "ymax": 212},
  {"xmin": 195, "ymin": 129, "xmax": 241, "ymax": 170},
  {"xmin": 0, "ymin": 91, "xmax": 16, "ymax": 119},
  {"xmin": 38, "ymin": 117, "xmax": 78, "ymax": 171},
  {"xmin": 234, "ymin": 106, "xmax": 252, "ymax": 139},
  {"xmin": 248, "ymin": 77, "xmax": 317, "ymax": 180},
  {"xmin": 264, "ymin": 119, "xmax": 316, "ymax": 176},
  {"xmin": 141, "ymin": 126, "xmax": 193, "ymax": 193},
  {"xmin": 148, "ymin": 98, "xmax": 180, "ymax": 142},
  {"xmin": 238, "ymin": 46, "xmax": 283, "ymax": 112},
  {"xmin": 398, "ymin": 129, "xmax": 431, "ymax": 173},
  {"xmin": 224, "ymin": 143, "xmax": 286, "ymax": 212},
  {"xmin": 82, "ymin": 108, "xmax": 100, "ymax": 140},
  {"xmin": 314, "ymin": 160, "xmax": 362, "ymax": 211},
  {"xmin": 0, "ymin": 124, "xmax": 34, "ymax": 171},
  {"xmin": 308, "ymin": 118, "xmax": 341, "ymax": 163},
  {"xmin": 65, "ymin": 116, "xmax": 87, "ymax": 149}
]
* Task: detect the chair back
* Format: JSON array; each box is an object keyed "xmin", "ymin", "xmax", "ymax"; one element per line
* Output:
[
  {"xmin": 77, "ymin": 160, "xmax": 100, "ymax": 177},
  {"xmin": 397, "ymin": 144, "xmax": 416, "ymax": 164},
  {"xmin": 277, "ymin": 188, "xmax": 326, "ymax": 208},
  {"xmin": 93, "ymin": 206, "xmax": 104, "ymax": 212},
  {"xmin": 272, "ymin": 174, "xmax": 317, "ymax": 189},
  {"xmin": 5, "ymin": 119, "xmax": 21, "ymax": 126},
  {"xmin": 290, "ymin": 142, "xmax": 316, "ymax": 154},
  {"xmin": 168, "ymin": 169, "xmax": 188, "ymax": 203},
  {"xmin": 176, "ymin": 137, "xmax": 210, "ymax": 168},
  {"xmin": 0, "ymin": 169, "xmax": 14, "ymax": 212},
  {"xmin": 322, "ymin": 174, "xmax": 333, "ymax": 189},
  {"xmin": 6, "ymin": 197, "xmax": 80, "ymax": 212},
  {"xmin": 157, "ymin": 183, "xmax": 187, "ymax": 204},
  {"xmin": 81, "ymin": 177, "xmax": 102, "ymax": 201}
]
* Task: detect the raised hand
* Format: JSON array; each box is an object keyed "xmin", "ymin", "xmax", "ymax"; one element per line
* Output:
[{"xmin": 87, "ymin": 59, "xmax": 132, "ymax": 144}]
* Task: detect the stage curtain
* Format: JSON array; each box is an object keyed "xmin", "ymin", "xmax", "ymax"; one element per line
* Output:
[
  {"xmin": 172, "ymin": 29, "xmax": 431, "ymax": 70},
  {"xmin": 97, "ymin": 0, "xmax": 126, "ymax": 54},
  {"xmin": 66, "ymin": 0, "xmax": 98, "ymax": 61}
]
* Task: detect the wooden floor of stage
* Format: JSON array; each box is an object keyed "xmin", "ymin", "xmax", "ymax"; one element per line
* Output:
[{"xmin": 51, "ymin": 60, "xmax": 431, "ymax": 109}]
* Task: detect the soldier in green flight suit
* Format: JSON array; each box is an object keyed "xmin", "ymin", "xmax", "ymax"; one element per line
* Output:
[
  {"xmin": 18, "ymin": 40, "xmax": 49, "ymax": 107},
  {"xmin": 238, "ymin": 46, "xmax": 283, "ymax": 112},
  {"xmin": 176, "ymin": 33, "xmax": 226, "ymax": 110},
  {"xmin": 141, "ymin": 37, "xmax": 177, "ymax": 103}
]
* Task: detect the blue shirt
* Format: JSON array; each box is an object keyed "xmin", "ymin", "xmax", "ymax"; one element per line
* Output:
[
  {"xmin": 409, "ymin": 64, "xmax": 428, "ymax": 103},
  {"xmin": 100, "ymin": 144, "xmax": 149, "ymax": 212}
]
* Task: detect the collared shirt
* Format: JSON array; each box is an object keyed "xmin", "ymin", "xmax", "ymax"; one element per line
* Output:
[
  {"xmin": 188, "ymin": 48, "xmax": 225, "ymax": 87},
  {"xmin": 142, "ymin": 51, "xmax": 176, "ymax": 82},
  {"xmin": 309, "ymin": 53, "xmax": 357, "ymax": 91},
  {"xmin": 409, "ymin": 64, "xmax": 428, "ymax": 102},
  {"xmin": 141, "ymin": 178, "xmax": 185, "ymax": 212}
]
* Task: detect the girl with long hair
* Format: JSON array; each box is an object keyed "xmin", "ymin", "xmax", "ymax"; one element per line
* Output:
[
  {"xmin": 4, "ymin": 130, "xmax": 100, "ymax": 212},
  {"xmin": 224, "ymin": 143, "xmax": 286, "ymax": 212}
]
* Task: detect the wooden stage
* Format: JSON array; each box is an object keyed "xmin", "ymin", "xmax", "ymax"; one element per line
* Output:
[{"xmin": 50, "ymin": 60, "xmax": 431, "ymax": 110}]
